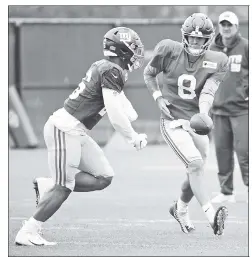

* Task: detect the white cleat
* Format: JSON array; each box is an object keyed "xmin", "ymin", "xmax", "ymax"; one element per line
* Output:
[
  {"xmin": 211, "ymin": 193, "xmax": 236, "ymax": 203},
  {"xmin": 33, "ymin": 177, "xmax": 54, "ymax": 207},
  {"xmin": 15, "ymin": 222, "xmax": 57, "ymax": 246}
]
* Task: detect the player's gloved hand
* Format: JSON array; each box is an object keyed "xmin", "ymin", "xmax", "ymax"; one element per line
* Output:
[
  {"xmin": 130, "ymin": 133, "xmax": 148, "ymax": 151},
  {"xmin": 156, "ymin": 97, "xmax": 174, "ymax": 120}
]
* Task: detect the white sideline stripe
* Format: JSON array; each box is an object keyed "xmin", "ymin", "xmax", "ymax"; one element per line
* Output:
[{"xmin": 10, "ymin": 217, "xmax": 247, "ymax": 224}]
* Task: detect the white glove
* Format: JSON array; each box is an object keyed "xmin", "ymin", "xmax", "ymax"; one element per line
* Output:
[{"xmin": 130, "ymin": 133, "xmax": 148, "ymax": 151}]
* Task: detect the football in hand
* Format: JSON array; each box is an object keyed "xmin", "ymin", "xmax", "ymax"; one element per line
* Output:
[{"xmin": 190, "ymin": 113, "xmax": 213, "ymax": 135}]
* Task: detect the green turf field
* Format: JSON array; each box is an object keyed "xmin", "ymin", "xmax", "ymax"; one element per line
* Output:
[{"xmin": 9, "ymin": 142, "xmax": 248, "ymax": 256}]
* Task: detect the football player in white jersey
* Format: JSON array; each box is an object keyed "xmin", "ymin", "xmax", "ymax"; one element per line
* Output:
[{"xmin": 15, "ymin": 27, "xmax": 147, "ymax": 246}]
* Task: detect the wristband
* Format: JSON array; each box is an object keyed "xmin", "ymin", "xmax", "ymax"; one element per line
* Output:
[{"xmin": 152, "ymin": 91, "xmax": 162, "ymax": 101}]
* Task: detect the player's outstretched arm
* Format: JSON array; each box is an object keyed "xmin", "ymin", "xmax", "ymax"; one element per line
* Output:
[
  {"xmin": 118, "ymin": 91, "xmax": 138, "ymax": 122},
  {"xmin": 102, "ymin": 88, "xmax": 147, "ymax": 151},
  {"xmin": 199, "ymin": 81, "xmax": 218, "ymax": 115},
  {"xmin": 199, "ymin": 55, "xmax": 229, "ymax": 115}
]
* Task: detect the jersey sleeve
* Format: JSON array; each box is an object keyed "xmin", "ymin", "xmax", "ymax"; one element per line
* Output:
[
  {"xmin": 208, "ymin": 53, "xmax": 229, "ymax": 85},
  {"xmin": 148, "ymin": 39, "xmax": 174, "ymax": 73},
  {"xmin": 101, "ymin": 67, "xmax": 124, "ymax": 93}
]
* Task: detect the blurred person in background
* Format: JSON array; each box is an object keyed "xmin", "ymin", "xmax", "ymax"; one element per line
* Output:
[
  {"xmin": 210, "ymin": 11, "xmax": 249, "ymax": 203},
  {"xmin": 15, "ymin": 27, "xmax": 147, "ymax": 246},
  {"xmin": 144, "ymin": 13, "xmax": 229, "ymax": 236}
]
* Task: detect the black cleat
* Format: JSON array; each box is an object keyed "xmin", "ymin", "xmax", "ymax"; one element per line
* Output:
[
  {"xmin": 213, "ymin": 206, "xmax": 228, "ymax": 235},
  {"xmin": 33, "ymin": 179, "xmax": 40, "ymax": 208}
]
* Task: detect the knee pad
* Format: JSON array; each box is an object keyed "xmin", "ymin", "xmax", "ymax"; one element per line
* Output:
[
  {"xmin": 187, "ymin": 159, "xmax": 204, "ymax": 174},
  {"xmin": 96, "ymin": 176, "xmax": 113, "ymax": 190}
]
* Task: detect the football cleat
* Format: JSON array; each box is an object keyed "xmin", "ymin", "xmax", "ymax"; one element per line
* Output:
[
  {"xmin": 33, "ymin": 179, "xmax": 40, "ymax": 207},
  {"xmin": 211, "ymin": 193, "xmax": 236, "ymax": 203},
  {"xmin": 15, "ymin": 221, "xmax": 57, "ymax": 246},
  {"xmin": 213, "ymin": 206, "xmax": 228, "ymax": 235},
  {"xmin": 169, "ymin": 202, "xmax": 195, "ymax": 233},
  {"xmin": 33, "ymin": 178, "xmax": 54, "ymax": 207}
]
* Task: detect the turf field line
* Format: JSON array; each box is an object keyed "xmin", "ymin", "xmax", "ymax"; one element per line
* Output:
[
  {"xmin": 9, "ymin": 216, "xmax": 248, "ymax": 220},
  {"xmin": 49, "ymin": 241, "xmax": 232, "ymax": 247},
  {"xmin": 10, "ymin": 218, "xmax": 247, "ymax": 225},
  {"xmin": 43, "ymin": 241, "xmax": 206, "ymax": 247},
  {"xmin": 10, "ymin": 217, "xmax": 29, "ymax": 220},
  {"xmin": 45, "ymin": 220, "xmax": 247, "ymax": 227},
  {"xmin": 141, "ymin": 165, "xmax": 240, "ymax": 171},
  {"xmin": 211, "ymin": 191, "xmax": 248, "ymax": 195}
]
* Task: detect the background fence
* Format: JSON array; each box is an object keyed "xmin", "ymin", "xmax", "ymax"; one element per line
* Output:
[{"xmin": 8, "ymin": 6, "xmax": 249, "ymax": 147}]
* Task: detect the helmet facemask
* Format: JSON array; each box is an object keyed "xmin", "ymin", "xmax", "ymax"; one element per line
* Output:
[
  {"xmin": 182, "ymin": 28, "xmax": 214, "ymax": 56},
  {"xmin": 181, "ymin": 13, "xmax": 215, "ymax": 56},
  {"xmin": 122, "ymin": 41, "xmax": 144, "ymax": 72}
]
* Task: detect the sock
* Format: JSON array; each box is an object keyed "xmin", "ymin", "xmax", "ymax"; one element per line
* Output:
[
  {"xmin": 38, "ymin": 177, "xmax": 54, "ymax": 191},
  {"xmin": 202, "ymin": 202, "xmax": 215, "ymax": 225},
  {"xmin": 177, "ymin": 198, "xmax": 188, "ymax": 212},
  {"xmin": 25, "ymin": 217, "xmax": 44, "ymax": 231}
]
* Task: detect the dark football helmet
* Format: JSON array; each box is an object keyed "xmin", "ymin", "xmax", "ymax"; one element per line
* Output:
[
  {"xmin": 103, "ymin": 27, "xmax": 144, "ymax": 71},
  {"xmin": 181, "ymin": 13, "xmax": 215, "ymax": 56}
]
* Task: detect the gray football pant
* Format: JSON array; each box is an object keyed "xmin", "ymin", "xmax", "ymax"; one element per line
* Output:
[
  {"xmin": 44, "ymin": 118, "xmax": 115, "ymax": 191},
  {"xmin": 212, "ymin": 114, "xmax": 249, "ymax": 195}
]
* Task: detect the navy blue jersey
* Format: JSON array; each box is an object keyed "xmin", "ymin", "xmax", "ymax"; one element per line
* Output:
[
  {"xmin": 210, "ymin": 33, "xmax": 249, "ymax": 116},
  {"xmin": 64, "ymin": 59, "xmax": 127, "ymax": 129},
  {"xmin": 147, "ymin": 39, "xmax": 229, "ymax": 120}
]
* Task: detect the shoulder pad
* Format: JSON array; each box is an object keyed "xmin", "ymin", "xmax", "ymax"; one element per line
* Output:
[
  {"xmin": 154, "ymin": 39, "xmax": 182, "ymax": 57},
  {"xmin": 97, "ymin": 59, "xmax": 124, "ymax": 75},
  {"xmin": 106, "ymin": 67, "xmax": 123, "ymax": 81},
  {"xmin": 205, "ymin": 50, "xmax": 228, "ymax": 63},
  {"xmin": 102, "ymin": 66, "xmax": 124, "ymax": 92},
  {"xmin": 150, "ymin": 39, "xmax": 183, "ymax": 70}
]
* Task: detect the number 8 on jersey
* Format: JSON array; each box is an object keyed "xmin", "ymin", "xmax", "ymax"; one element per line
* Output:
[{"xmin": 178, "ymin": 74, "xmax": 196, "ymax": 100}]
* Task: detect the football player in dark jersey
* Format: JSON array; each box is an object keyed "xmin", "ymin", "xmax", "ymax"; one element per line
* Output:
[
  {"xmin": 144, "ymin": 13, "xmax": 229, "ymax": 235},
  {"xmin": 15, "ymin": 27, "xmax": 146, "ymax": 245}
]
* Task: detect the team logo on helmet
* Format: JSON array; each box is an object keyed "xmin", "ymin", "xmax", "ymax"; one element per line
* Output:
[
  {"xmin": 119, "ymin": 32, "xmax": 132, "ymax": 42},
  {"xmin": 103, "ymin": 27, "xmax": 144, "ymax": 71}
]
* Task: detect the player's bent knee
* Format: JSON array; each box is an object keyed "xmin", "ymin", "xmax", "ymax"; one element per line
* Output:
[
  {"xmin": 96, "ymin": 176, "xmax": 113, "ymax": 190},
  {"xmin": 187, "ymin": 159, "xmax": 204, "ymax": 174},
  {"xmin": 54, "ymin": 184, "xmax": 72, "ymax": 201}
]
